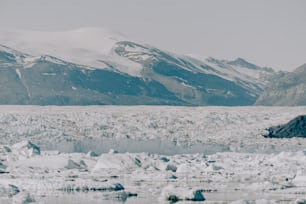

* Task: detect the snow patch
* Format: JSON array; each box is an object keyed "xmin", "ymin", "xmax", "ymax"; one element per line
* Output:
[
  {"xmin": 0, "ymin": 28, "xmax": 144, "ymax": 76},
  {"xmin": 41, "ymin": 73, "xmax": 56, "ymax": 76},
  {"xmin": 15, "ymin": 69, "xmax": 21, "ymax": 80}
]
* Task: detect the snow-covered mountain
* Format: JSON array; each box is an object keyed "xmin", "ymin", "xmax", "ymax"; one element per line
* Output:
[
  {"xmin": 0, "ymin": 28, "xmax": 277, "ymax": 105},
  {"xmin": 256, "ymin": 63, "xmax": 306, "ymax": 106},
  {"xmin": 0, "ymin": 27, "xmax": 142, "ymax": 76}
]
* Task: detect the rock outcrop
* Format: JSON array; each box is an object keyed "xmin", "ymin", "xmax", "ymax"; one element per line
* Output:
[{"xmin": 264, "ymin": 115, "xmax": 306, "ymax": 138}]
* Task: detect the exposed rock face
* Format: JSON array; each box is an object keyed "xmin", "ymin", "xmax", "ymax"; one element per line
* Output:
[
  {"xmin": 256, "ymin": 63, "xmax": 306, "ymax": 106},
  {"xmin": 114, "ymin": 41, "xmax": 276, "ymax": 106},
  {"xmin": 264, "ymin": 115, "xmax": 306, "ymax": 138}
]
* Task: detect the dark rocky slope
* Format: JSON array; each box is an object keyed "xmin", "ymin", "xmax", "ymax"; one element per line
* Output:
[
  {"xmin": 264, "ymin": 115, "xmax": 306, "ymax": 138},
  {"xmin": 256, "ymin": 63, "xmax": 306, "ymax": 106}
]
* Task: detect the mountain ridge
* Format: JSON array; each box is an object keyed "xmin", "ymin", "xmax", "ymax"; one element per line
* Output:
[
  {"xmin": 256, "ymin": 63, "xmax": 306, "ymax": 106},
  {"xmin": 0, "ymin": 28, "xmax": 279, "ymax": 106}
]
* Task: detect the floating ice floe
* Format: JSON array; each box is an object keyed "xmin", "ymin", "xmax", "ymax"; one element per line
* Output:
[
  {"xmin": 0, "ymin": 107, "xmax": 306, "ymax": 203},
  {"xmin": 160, "ymin": 185, "xmax": 205, "ymax": 203},
  {"xmin": 93, "ymin": 153, "xmax": 142, "ymax": 171}
]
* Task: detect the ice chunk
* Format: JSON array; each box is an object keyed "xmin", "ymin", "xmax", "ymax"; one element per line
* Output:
[
  {"xmin": 0, "ymin": 184, "xmax": 20, "ymax": 197},
  {"xmin": 3, "ymin": 146, "xmax": 12, "ymax": 153},
  {"xmin": 296, "ymin": 199, "xmax": 306, "ymax": 204},
  {"xmin": 65, "ymin": 159, "xmax": 87, "ymax": 170},
  {"xmin": 111, "ymin": 183, "xmax": 125, "ymax": 191},
  {"xmin": 87, "ymin": 151, "xmax": 99, "ymax": 157},
  {"xmin": 166, "ymin": 164, "xmax": 177, "ymax": 172},
  {"xmin": 160, "ymin": 185, "xmax": 205, "ymax": 202},
  {"xmin": 0, "ymin": 161, "xmax": 8, "ymax": 173},
  {"xmin": 114, "ymin": 191, "xmax": 138, "ymax": 202},
  {"xmin": 93, "ymin": 153, "xmax": 141, "ymax": 171},
  {"xmin": 160, "ymin": 157, "xmax": 170, "ymax": 162},
  {"xmin": 12, "ymin": 193, "xmax": 35, "ymax": 204},
  {"xmin": 108, "ymin": 149, "xmax": 119, "ymax": 154},
  {"xmin": 191, "ymin": 190, "xmax": 205, "ymax": 201},
  {"xmin": 12, "ymin": 141, "xmax": 40, "ymax": 157}
]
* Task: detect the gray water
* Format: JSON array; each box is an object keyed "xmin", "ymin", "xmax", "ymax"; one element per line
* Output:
[
  {"xmin": 37, "ymin": 138, "xmax": 230, "ymax": 155},
  {"xmin": 37, "ymin": 138, "xmax": 306, "ymax": 155}
]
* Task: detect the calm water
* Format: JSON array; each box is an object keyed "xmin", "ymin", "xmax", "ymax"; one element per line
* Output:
[{"xmin": 0, "ymin": 190, "xmax": 300, "ymax": 204}]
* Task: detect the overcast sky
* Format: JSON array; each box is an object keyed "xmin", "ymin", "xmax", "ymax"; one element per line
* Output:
[{"xmin": 0, "ymin": 0, "xmax": 305, "ymax": 70}]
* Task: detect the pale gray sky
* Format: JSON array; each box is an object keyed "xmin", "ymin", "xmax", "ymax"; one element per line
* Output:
[{"xmin": 0, "ymin": 0, "xmax": 305, "ymax": 70}]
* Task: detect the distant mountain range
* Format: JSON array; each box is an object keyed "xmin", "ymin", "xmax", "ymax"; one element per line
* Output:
[
  {"xmin": 256, "ymin": 63, "xmax": 306, "ymax": 106},
  {"xmin": 0, "ymin": 27, "xmax": 290, "ymax": 106}
]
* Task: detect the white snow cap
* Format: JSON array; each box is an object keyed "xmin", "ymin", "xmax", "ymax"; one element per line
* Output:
[
  {"xmin": 0, "ymin": 27, "xmax": 143, "ymax": 76},
  {"xmin": 0, "ymin": 27, "xmax": 124, "ymax": 56}
]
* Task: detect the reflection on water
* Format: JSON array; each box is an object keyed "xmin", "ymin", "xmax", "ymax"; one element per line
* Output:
[
  {"xmin": 29, "ymin": 193, "xmax": 153, "ymax": 204},
  {"xmin": 0, "ymin": 190, "xmax": 300, "ymax": 204}
]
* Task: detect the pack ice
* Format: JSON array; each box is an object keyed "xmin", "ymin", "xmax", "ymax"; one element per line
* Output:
[{"xmin": 0, "ymin": 106, "xmax": 306, "ymax": 204}]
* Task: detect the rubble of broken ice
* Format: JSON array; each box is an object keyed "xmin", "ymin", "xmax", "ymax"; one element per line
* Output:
[
  {"xmin": 0, "ymin": 140, "xmax": 205, "ymax": 203},
  {"xmin": 0, "ymin": 106, "xmax": 306, "ymax": 203},
  {"xmin": 1, "ymin": 140, "xmax": 306, "ymax": 203}
]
